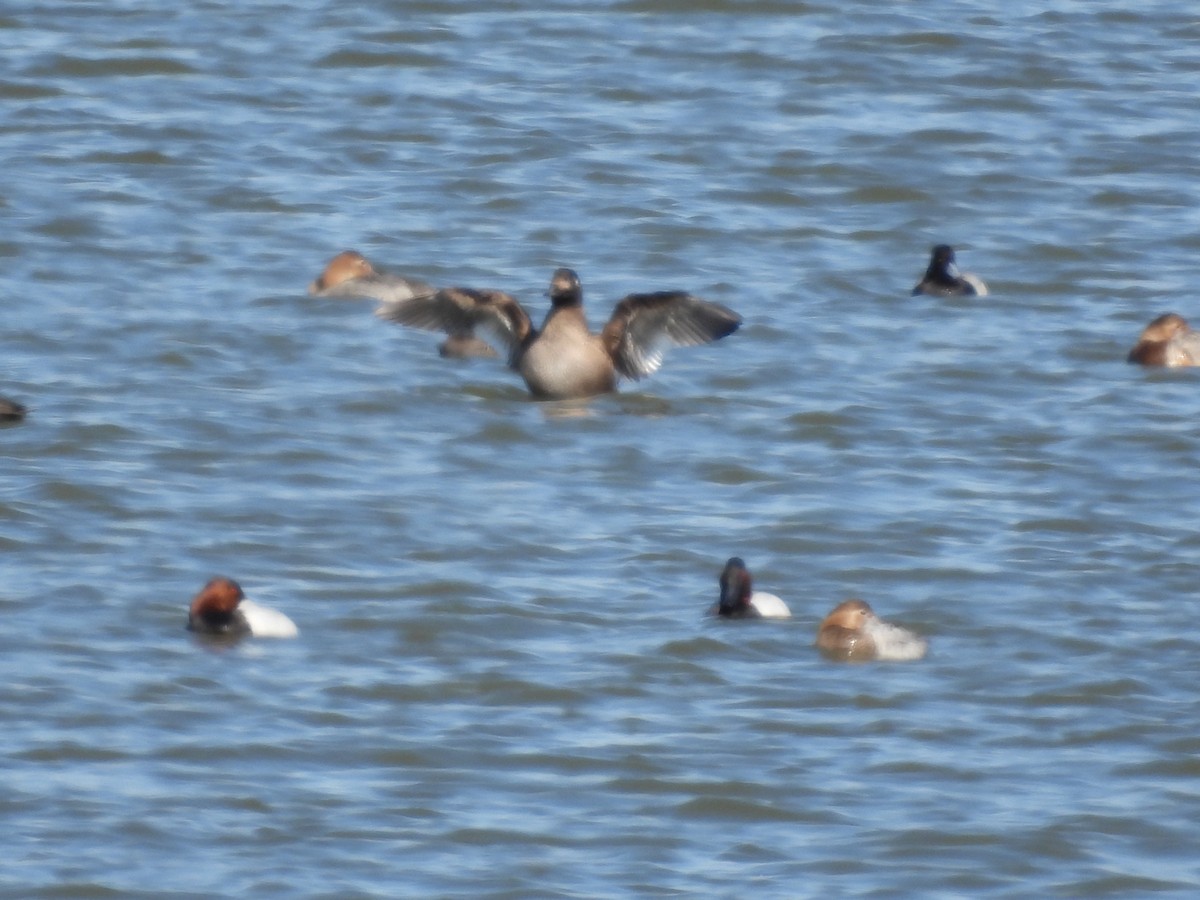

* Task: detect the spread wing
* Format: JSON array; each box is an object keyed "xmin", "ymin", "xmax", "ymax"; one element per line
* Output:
[
  {"xmin": 600, "ymin": 291, "xmax": 742, "ymax": 381},
  {"xmin": 376, "ymin": 287, "xmax": 533, "ymax": 362}
]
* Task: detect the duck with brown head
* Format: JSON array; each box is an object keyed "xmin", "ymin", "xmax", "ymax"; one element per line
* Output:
[
  {"xmin": 377, "ymin": 266, "xmax": 742, "ymax": 400},
  {"xmin": 1127, "ymin": 313, "xmax": 1200, "ymax": 367},
  {"xmin": 308, "ymin": 249, "xmax": 433, "ymax": 302},
  {"xmin": 308, "ymin": 250, "xmax": 496, "ymax": 359},
  {"xmin": 816, "ymin": 599, "xmax": 926, "ymax": 662},
  {"xmin": 186, "ymin": 577, "xmax": 298, "ymax": 639}
]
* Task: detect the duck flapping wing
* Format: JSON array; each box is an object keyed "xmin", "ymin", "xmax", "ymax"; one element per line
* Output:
[
  {"xmin": 600, "ymin": 291, "xmax": 742, "ymax": 381},
  {"xmin": 376, "ymin": 287, "xmax": 534, "ymax": 363}
]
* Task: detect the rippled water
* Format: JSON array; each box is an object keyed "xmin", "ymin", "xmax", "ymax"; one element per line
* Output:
[{"xmin": 4, "ymin": 1, "xmax": 1200, "ymax": 896}]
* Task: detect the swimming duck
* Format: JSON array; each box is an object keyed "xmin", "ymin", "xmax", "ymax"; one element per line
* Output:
[
  {"xmin": 377, "ymin": 267, "xmax": 742, "ymax": 399},
  {"xmin": 815, "ymin": 599, "xmax": 926, "ymax": 662},
  {"xmin": 1126, "ymin": 313, "xmax": 1200, "ymax": 367},
  {"xmin": 708, "ymin": 557, "xmax": 791, "ymax": 619},
  {"xmin": 911, "ymin": 245, "xmax": 988, "ymax": 297},
  {"xmin": 0, "ymin": 396, "xmax": 26, "ymax": 421},
  {"xmin": 308, "ymin": 250, "xmax": 495, "ymax": 359},
  {"xmin": 309, "ymin": 249, "xmax": 433, "ymax": 301},
  {"xmin": 186, "ymin": 577, "xmax": 298, "ymax": 639}
]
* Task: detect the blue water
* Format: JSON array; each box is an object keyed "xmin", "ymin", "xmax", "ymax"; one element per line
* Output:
[{"xmin": 3, "ymin": 2, "xmax": 1200, "ymax": 897}]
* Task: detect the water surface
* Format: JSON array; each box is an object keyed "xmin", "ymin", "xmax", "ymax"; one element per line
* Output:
[{"xmin": 3, "ymin": 1, "xmax": 1200, "ymax": 897}]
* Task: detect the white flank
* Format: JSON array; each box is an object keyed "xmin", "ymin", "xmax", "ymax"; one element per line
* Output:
[
  {"xmin": 865, "ymin": 619, "xmax": 926, "ymax": 661},
  {"xmin": 962, "ymin": 273, "xmax": 989, "ymax": 296},
  {"xmin": 239, "ymin": 599, "xmax": 299, "ymax": 639},
  {"xmin": 749, "ymin": 591, "xmax": 792, "ymax": 619}
]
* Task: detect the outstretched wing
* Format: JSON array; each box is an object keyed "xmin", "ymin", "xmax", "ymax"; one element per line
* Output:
[
  {"xmin": 376, "ymin": 287, "xmax": 534, "ymax": 363},
  {"xmin": 600, "ymin": 291, "xmax": 742, "ymax": 381}
]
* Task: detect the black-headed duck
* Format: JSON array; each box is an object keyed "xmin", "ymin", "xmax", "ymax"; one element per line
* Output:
[
  {"xmin": 708, "ymin": 557, "xmax": 791, "ymax": 619},
  {"xmin": 911, "ymin": 245, "xmax": 988, "ymax": 297},
  {"xmin": 377, "ymin": 267, "xmax": 742, "ymax": 400}
]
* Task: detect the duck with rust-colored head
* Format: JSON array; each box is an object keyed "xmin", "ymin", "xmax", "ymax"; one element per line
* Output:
[
  {"xmin": 816, "ymin": 599, "xmax": 926, "ymax": 662},
  {"xmin": 309, "ymin": 249, "xmax": 432, "ymax": 302},
  {"xmin": 308, "ymin": 250, "xmax": 495, "ymax": 359},
  {"xmin": 911, "ymin": 245, "xmax": 988, "ymax": 297},
  {"xmin": 377, "ymin": 266, "xmax": 741, "ymax": 400},
  {"xmin": 708, "ymin": 557, "xmax": 791, "ymax": 619},
  {"xmin": 186, "ymin": 577, "xmax": 298, "ymax": 639},
  {"xmin": 1127, "ymin": 313, "xmax": 1200, "ymax": 367}
]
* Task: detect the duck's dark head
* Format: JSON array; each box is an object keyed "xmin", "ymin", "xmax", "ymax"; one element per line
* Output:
[
  {"xmin": 926, "ymin": 245, "xmax": 959, "ymax": 280},
  {"xmin": 716, "ymin": 557, "xmax": 754, "ymax": 617},
  {"xmin": 547, "ymin": 267, "xmax": 583, "ymax": 307}
]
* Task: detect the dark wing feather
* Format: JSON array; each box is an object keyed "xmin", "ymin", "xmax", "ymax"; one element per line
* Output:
[
  {"xmin": 376, "ymin": 287, "xmax": 533, "ymax": 360},
  {"xmin": 601, "ymin": 291, "xmax": 741, "ymax": 381}
]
